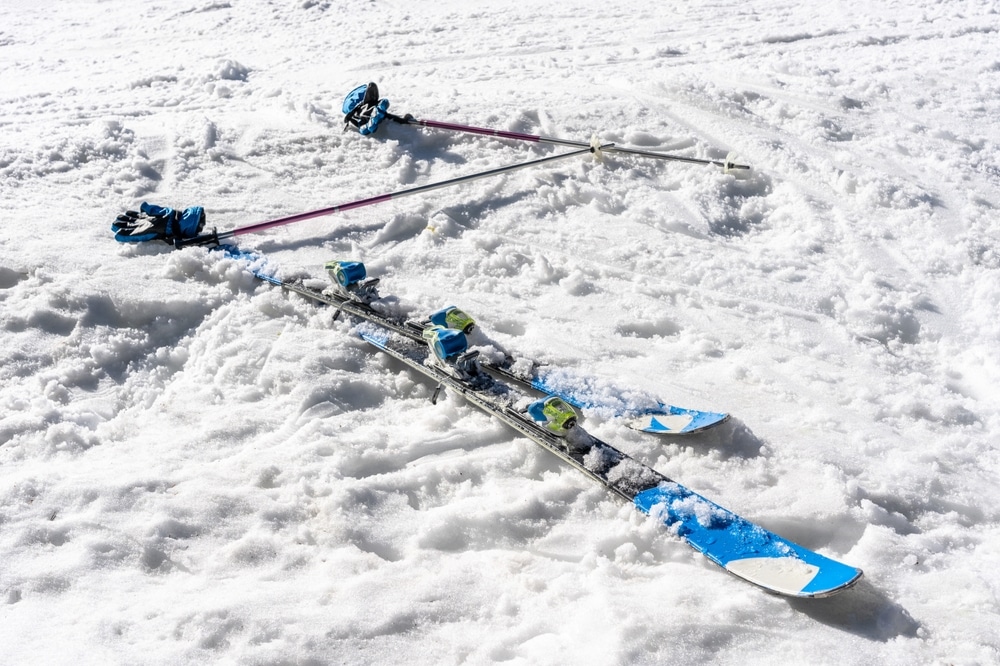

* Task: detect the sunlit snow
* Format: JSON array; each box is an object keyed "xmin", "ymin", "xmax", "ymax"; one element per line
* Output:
[{"xmin": 2, "ymin": 0, "xmax": 999, "ymax": 663}]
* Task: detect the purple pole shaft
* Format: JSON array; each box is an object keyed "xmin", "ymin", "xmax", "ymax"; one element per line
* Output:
[
  {"xmin": 411, "ymin": 118, "xmax": 544, "ymax": 145},
  {"xmin": 231, "ymin": 193, "xmax": 393, "ymax": 238},
  {"xmin": 176, "ymin": 145, "xmax": 599, "ymax": 247}
]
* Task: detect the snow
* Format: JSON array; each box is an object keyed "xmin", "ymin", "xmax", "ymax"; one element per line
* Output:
[{"xmin": 2, "ymin": 0, "xmax": 999, "ymax": 662}]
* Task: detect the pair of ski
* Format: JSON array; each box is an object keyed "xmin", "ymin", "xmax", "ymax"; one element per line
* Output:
[{"xmin": 230, "ymin": 248, "xmax": 862, "ymax": 597}]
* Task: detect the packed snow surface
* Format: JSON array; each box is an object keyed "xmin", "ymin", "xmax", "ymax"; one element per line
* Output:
[{"xmin": 2, "ymin": 0, "xmax": 1000, "ymax": 663}]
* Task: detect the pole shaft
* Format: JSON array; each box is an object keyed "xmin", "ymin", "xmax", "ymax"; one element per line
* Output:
[
  {"xmin": 405, "ymin": 117, "xmax": 748, "ymax": 170},
  {"xmin": 232, "ymin": 146, "xmax": 594, "ymax": 238},
  {"xmin": 178, "ymin": 145, "xmax": 599, "ymax": 247}
]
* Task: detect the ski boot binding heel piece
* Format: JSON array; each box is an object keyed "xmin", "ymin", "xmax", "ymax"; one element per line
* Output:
[
  {"xmin": 422, "ymin": 325, "xmax": 485, "ymax": 382},
  {"xmin": 325, "ymin": 260, "xmax": 380, "ymax": 304}
]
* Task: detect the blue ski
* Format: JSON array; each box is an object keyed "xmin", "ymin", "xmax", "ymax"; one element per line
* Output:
[
  {"xmin": 220, "ymin": 246, "xmax": 728, "ymax": 436},
  {"xmin": 360, "ymin": 326, "xmax": 863, "ymax": 598}
]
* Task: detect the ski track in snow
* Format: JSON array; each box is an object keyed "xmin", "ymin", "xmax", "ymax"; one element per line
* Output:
[{"xmin": 2, "ymin": 0, "xmax": 1000, "ymax": 663}]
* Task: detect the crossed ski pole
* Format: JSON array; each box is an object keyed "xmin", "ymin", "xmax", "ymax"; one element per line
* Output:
[
  {"xmin": 174, "ymin": 84, "xmax": 749, "ymax": 248},
  {"xmin": 175, "ymin": 144, "xmax": 605, "ymax": 248}
]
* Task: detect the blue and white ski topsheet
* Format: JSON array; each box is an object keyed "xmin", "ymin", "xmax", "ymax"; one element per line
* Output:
[
  {"xmin": 531, "ymin": 371, "xmax": 729, "ymax": 435},
  {"xmin": 217, "ymin": 248, "xmax": 859, "ymax": 596},
  {"xmin": 633, "ymin": 485, "xmax": 862, "ymax": 597},
  {"xmin": 221, "ymin": 246, "xmax": 729, "ymax": 436},
  {"xmin": 360, "ymin": 328, "xmax": 863, "ymax": 598}
]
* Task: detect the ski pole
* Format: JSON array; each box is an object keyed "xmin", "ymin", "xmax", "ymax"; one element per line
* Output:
[
  {"xmin": 386, "ymin": 113, "xmax": 750, "ymax": 172},
  {"xmin": 175, "ymin": 144, "xmax": 606, "ymax": 248}
]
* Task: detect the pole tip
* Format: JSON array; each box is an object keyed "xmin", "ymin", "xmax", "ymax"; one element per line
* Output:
[
  {"xmin": 723, "ymin": 151, "xmax": 752, "ymax": 174},
  {"xmin": 590, "ymin": 135, "xmax": 605, "ymax": 161}
]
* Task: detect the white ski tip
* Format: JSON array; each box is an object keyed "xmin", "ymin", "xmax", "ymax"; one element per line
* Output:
[
  {"xmin": 630, "ymin": 413, "xmax": 694, "ymax": 434},
  {"xmin": 627, "ymin": 408, "xmax": 729, "ymax": 434},
  {"xmin": 725, "ymin": 557, "xmax": 821, "ymax": 596}
]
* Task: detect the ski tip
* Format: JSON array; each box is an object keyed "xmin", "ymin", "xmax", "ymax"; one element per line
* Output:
[
  {"xmin": 628, "ymin": 407, "xmax": 730, "ymax": 434},
  {"xmin": 633, "ymin": 484, "xmax": 863, "ymax": 598},
  {"xmin": 724, "ymin": 555, "xmax": 863, "ymax": 598}
]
